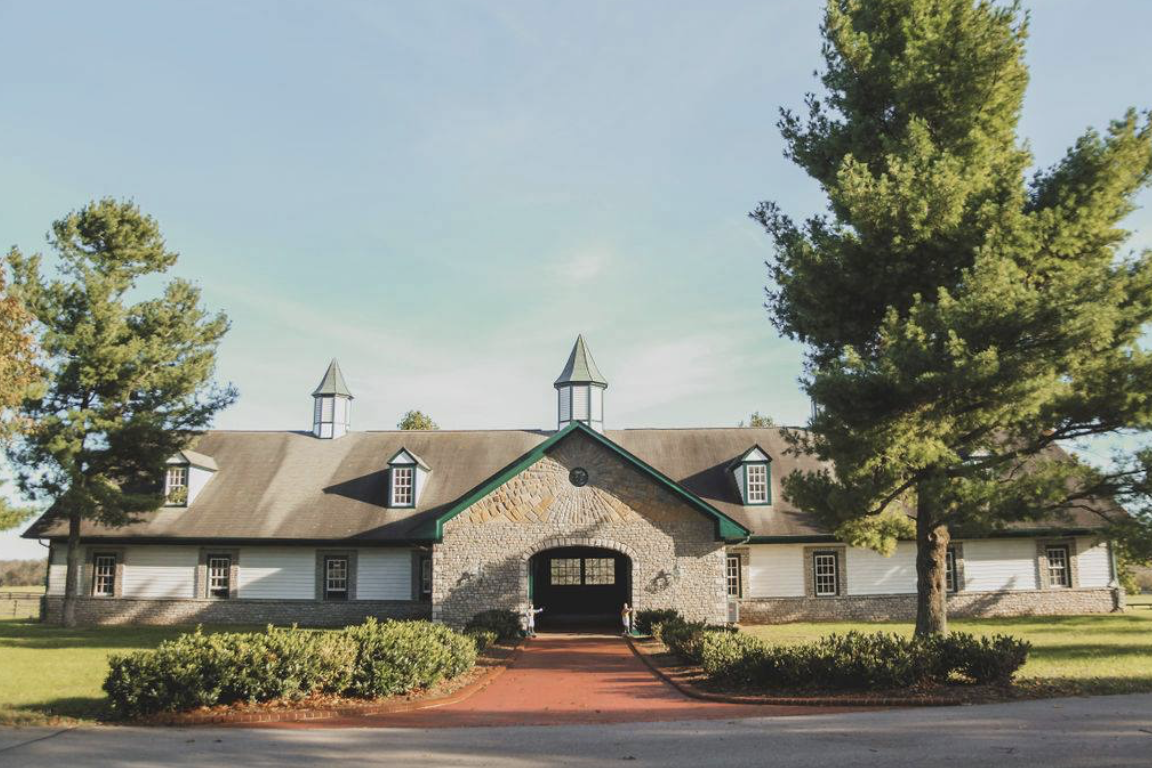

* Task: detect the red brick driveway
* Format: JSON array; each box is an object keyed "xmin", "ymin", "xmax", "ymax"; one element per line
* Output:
[{"xmin": 269, "ymin": 633, "xmax": 857, "ymax": 729}]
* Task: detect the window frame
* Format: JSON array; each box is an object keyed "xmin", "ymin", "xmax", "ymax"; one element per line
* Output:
[
  {"xmin": 165, "ymin": 464, "xmax": 190, "ymax": 505},
  {"xmin": 206, "ymin": 554, "xmax": 233, "ymax": 599},
  {"xmin": 419, "ymin": 555, "xmax": 433, "ymax": 598},
  {"xmin": 1046, "ymin": 545, "xmax": 1072, "ymax": 589},
  {"xmin": 324, "ymin": 555, "xmax": 349, "ymax": 601},
  {"xmin": 390, "ymin": 465, "xmax": 416, "ymax": 508},
  {"xmin": 726, "ymin": 553, "xmax": 742, "ymax": 599},
  {"xmin": 92, "ymin": 553, "xmax": 118, "ymax": 598},
  {"xmin": 945, "ymin": 547, "xmax": 957, "ymax": 593},
  {"xmin": 742, "ymin": 462, "xmax": 771, "ymax": 506},
  {"xmin": 583, "ymin": 557, "xmax": 616, "ymax": 585},
  {"xmin": 812, "ymin": 551, "xmax": 840, "ymax": 597}
]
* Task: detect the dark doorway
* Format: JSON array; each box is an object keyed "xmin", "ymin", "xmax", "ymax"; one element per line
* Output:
[{"xmin": 529, "ymin": 546, "xmax": 631, "ymax": 631}]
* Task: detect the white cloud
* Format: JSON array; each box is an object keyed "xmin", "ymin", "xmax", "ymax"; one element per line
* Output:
[{"xmin": 551, "ymin": 245, "xmax": 613, "ymax": 285}]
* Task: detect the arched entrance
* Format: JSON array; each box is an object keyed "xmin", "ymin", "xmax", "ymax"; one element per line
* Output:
[{"xmin": 528, "ymin": 546, "xmax": 632, "ymax": 631}]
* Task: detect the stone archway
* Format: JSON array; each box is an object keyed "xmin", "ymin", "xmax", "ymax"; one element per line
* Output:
[{"xmin": 519, "ymin": 537, "xmax": 639, "ymax": 619}]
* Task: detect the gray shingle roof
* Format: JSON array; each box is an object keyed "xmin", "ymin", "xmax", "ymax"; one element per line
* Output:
[
  {"xmin": 312, "ymin": 359, "xmax": 353, "ymax": 398},
  {"xmin": 23, "ymin": 427, "xmax": 1120, "ymax": 544},
  {"xmin": 554, "ymin": 335, "xmax": 608, "ymax": 387}
]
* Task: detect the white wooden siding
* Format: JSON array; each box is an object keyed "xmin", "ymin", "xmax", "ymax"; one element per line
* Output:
[
  {"xmin": 47, "ymin": 545, "xmax": 68, "ymax": 596},
  {"xmin": 571, "ymin": 385, "xmax": 590, "ymax": 420},
  {"xmin": 558, "ymin": 387, "xmax": 571, "ymax": 422},
  {"xmin": 1076, "ymin": 537, "xmax": 1113, "ymax": 588},
  {"xmin": 747, "ymin": 544, "xmax": 805, "ymax": 597},
  {"xmin": 357, "ymin": 549, "xmax": 412, "ymax": 600},
  {"xmin": 846, "ymin": 541, "xmax": 917, "ymax": 595},
  {"xmin": 590, "ymin": 387, "xmax": 603, "ymax": 421},
  {"xmin": 962, "ymin": 539, "xmax": 1039, "ymax": 591},
  {"xmin": 238, "ymin": 547, "xmax": 315, "ymax": 599},
  {"xmin": 122, "ymin": 546, "xmax": 197, "ymax": 599},
  {"xmin": 733, "ymin": 467, "xmax": 745, "ymax": 501},
  {"xmin": 187, "ymin": 466, "xmax": 215, "ymax": 505}
]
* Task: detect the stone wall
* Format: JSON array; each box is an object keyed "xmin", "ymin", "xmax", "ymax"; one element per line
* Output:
[
  {"xmin": 433, "ymin": 431, "xmax": 728, "ymax": 627},
  {"xmin": 41, "ymin": 596, "xmax": 430, "ymax": 626},
  {"xmin": 737, "ymin": 587, "xmax": 1122, "ymax": 624}
]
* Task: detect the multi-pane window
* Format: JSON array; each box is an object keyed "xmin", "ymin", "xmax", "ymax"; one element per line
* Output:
[
  {"xmin": 208, "ymin": 555, "xmax": 231, "ymax": 598},
  {"xmin": 726, "ymin": 554, "xmax": 742, "ymax": 598},
  {"xmin": 583, "ymin": 558, "xmax": 616, "ymax": 585},
  {"xmin": 166, "ymin": 466, "xmax": 188, "ymax": 503},
  {"xmin": 420, "ymin": 556, "xmax": 433, "ymax": 597},
  {"xmin": 550, "ymin": 558, "xmax": 582, "ymax": 586},
  {"xmin": 325, "ymin": 557, "xmax": 348, "ymax": 600},
  {"xmin": 945, "ymin": 548, "xmax": 958, "ymax": 593},
  {"xmin": 1047, "ymin": 545, "xmax": 1071, "ymax": 588},
  {"xmin": 391, "ymin": 466, "xmax": 414, "ymax": 506},
  {"xmin": 93, "ymin": 554, "xmax": 117, "ymax": 597},
  {"xmin": 745, "ymin": 464, "xmax": 769, "ymax": 504},
  {"xmin": 813, "ymin": 552, "xmax": 839, "ymax": 597}
]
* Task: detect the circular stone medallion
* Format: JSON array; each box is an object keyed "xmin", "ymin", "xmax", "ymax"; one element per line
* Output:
[{"xmin": 569, "ymin": 467, "xmax": 589, "ymax": 487}]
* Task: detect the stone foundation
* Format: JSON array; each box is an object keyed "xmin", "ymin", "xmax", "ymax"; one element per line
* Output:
[
  {"xmin": 41, "ymin": 596, "xmax": 431, "ymax": 627},
  {"xmin": 737, "ymin": 588, "xmax": 1122, "ymax": 624}
]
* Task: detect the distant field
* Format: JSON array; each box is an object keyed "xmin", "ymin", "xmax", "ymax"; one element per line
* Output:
[
  {"xmin": 1128, "ymin": 593, "xmax": 1152, "ymax": 608},
  {"xmin": 0, "ymin": 587, "xmax": 44, "ymax": 620},
  {"xmin": 0, "ymin": 586, "xmax": 46, "ymax": 594}
]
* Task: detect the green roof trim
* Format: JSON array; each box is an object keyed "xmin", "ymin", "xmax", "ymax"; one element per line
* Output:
[
  {"xmin": 554, "ymin": 335, "xmax": 608, "ymax": 387},
  {"xmin": 312, "ymin": 358, "xmax": 353, "ymax": 398},
  {"xmin": 726, "ymin": 444, "xmax": 772, "ymax": 472},
  {"xmin": 413, "ymin": 422, "xmax": 749, "ymax": 541}
]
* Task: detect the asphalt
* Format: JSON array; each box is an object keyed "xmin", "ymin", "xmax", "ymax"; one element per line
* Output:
[{"xmin": 2, "ymin": 694, "xmax": 1151, "ymax": 767}]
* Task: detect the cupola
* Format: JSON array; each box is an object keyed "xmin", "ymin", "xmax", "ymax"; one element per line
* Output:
[
  {"xmin": 312, "ymin": 359, "xmax": 353, "ymax": 439},
  {"xmin": 554, "ymin": 335, "xmax": 607, "ymax": 432},
  {"xmin": 729, "ymin": 445, "xmax": 772, "ymax": 506}
]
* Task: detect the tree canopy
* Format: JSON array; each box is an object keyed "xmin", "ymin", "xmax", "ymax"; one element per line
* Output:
[
  {"xmin": 6, "ymin": 198, "xmax": 236, "ymax": 624},
  {"xmin": 398, "ymin": 410, "xmax": 439, "ymax": 431},
  {"xmin": 756, "ymin": 0, "xmax": 1152, "ymax": 633}
]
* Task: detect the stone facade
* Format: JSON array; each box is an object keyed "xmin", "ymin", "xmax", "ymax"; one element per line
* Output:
[
  {"xmin": 433, "ymin": 431, "xmax": 728, "ymax": 627},
  {"xmin": 737, "ymin": 587, "xmax": 1121, "ymax": 624},
  {"xmin": 42, "ymin": 596, "xmax": 430, "ymax": 626}
]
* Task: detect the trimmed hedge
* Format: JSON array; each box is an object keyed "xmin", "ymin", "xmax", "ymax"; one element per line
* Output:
[
  {"xmin": 465, "ymin": 609, "xmax": 522, "ymax": 641},
  {"xmin": 699, "ymin": 630, "xmax": 1031, "ymax": 691},
  {"xmin": 634, "ymin": 608, "xmax": 681, "ymax": 636},
  {"xmin": 104, "ymin": 619, "xmax": 477, "ymax": 718},
  {"xmin": 655, "ymin": 617, "xmax": 736, "ymax": 664}
]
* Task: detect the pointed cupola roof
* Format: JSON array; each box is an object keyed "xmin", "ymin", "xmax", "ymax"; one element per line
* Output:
[
  {"xmin": 554, "ymin": 335, "xmax": 608, "ymax": 388},
  {"xmin": 312, "ymin": 358, "xmax": 354, "ymax": 398}
]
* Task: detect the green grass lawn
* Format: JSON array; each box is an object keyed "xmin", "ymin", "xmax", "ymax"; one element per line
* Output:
[
  {"xmin": 0, "ymin": 619, "xmax": 261, "ymax": 726},
  {"xmin": 742, "ymin": 611, "xmax": 1152, "ymax": 696}
]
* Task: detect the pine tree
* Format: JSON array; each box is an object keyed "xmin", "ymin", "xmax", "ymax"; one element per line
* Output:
[
  {"xmin": 6, "ymin": 199, "xmax": 236, "ymax": 626},
  {"xmin": 756, "ymin": 0, "xmax": 1152, "ymax": 634}
]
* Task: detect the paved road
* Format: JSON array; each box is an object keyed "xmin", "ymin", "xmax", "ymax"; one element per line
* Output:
[
  {"xmin": 282, "ymin": 633, "xmax": 857, "ymax": 728},
  {"xmin": 2, "ymin": 694, "xmax": 1151, "ymax": 767}
]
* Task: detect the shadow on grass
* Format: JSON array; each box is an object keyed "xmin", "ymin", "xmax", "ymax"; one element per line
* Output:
[{"xmin": 16, "ymin": 695, "xmax": 112, "ymax": 722}]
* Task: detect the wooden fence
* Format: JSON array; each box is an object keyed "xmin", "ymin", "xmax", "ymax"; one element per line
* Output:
[{"xmin": 0, "ymin": 591, "xmax": 42, "ymax": 619}]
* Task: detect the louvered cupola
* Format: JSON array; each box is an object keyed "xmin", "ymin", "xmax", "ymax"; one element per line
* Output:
[
  {"xmin": 554, "ymin": 335, "xmax": 607, "ymax": 432},
  {"xmin": 312, "ymin": 359, "xmax": 353, "ymax": 439}
]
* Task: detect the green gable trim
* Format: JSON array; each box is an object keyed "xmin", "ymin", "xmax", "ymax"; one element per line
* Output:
[{"xmin": 412, "ymin": 422, "xmax": 749, "ymax": 541}]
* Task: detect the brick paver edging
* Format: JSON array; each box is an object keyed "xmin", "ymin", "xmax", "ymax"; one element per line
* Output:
[
  {"xmin": 136, "ymin": 644, "xmax": 525, "ymax": 726},
  {"xmin": 625, "ymin": 636, "xmax": 957, "ymax": 708}
]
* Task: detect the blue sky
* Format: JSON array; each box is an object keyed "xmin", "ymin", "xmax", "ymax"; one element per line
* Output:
[{"xmin": 2, "ymin": 0, "xmax": 1150, "ymax": 558}]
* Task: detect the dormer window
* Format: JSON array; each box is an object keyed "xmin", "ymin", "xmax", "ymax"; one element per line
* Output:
[
  {"xmin": 746, "ymin": 463, "xmax": 768, "ymax": 504},
  {"xmin": 165, "ymin": 465, "xmax": 189, "ymax": 505},
  {"xmin": 388, "ymin": 447, "xmax": 430, "ymax": 508},
  {"xmin": 391, "ymin": 466, "xmax": 415, "ymax": 507},
  {"xmin": 729, "ymin": 445, "xmax": 772, "ymax": 507},
  {"xmin": 164, "ymin": 450, "xmax": 218, "ymax": 507}
]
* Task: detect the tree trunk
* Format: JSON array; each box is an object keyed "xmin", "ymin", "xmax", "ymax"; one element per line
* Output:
[
  {"xmin": 62, "ymin": 511, "xmax": 81, "ymax": 628},
  {"xmin": 914, "ymin": 505, "xmax": 950, "ymax": 637}
]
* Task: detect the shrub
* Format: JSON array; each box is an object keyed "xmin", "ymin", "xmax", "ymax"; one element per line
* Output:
[
  {"xmin": 694, "ymin": 630, "xmax": 1032, "ymax": 692},
  {"xmin": 104, "ymin": 620, "xmax": 477, "ymax": 718},
  {"xmin": 345, "ymin": 619, "xmax": 477, "ymax": 698},
  {"xmin": 465, "ymin": 628, "xmax": 499, "ymax": 651},
  {"xmin": 937, "ymin": 633, "xmax": 1031, "ymax": 685},
  {"xmin": 658, "ymin": 618, "xmax": 736, "ymax": 664},
  {"xmin": 634, "ymin": 608, "xmax": 681, "ymax": 635},
  {"xmin": 465, "ymin": 609, "xmax": 521, "ymax": 641}
]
